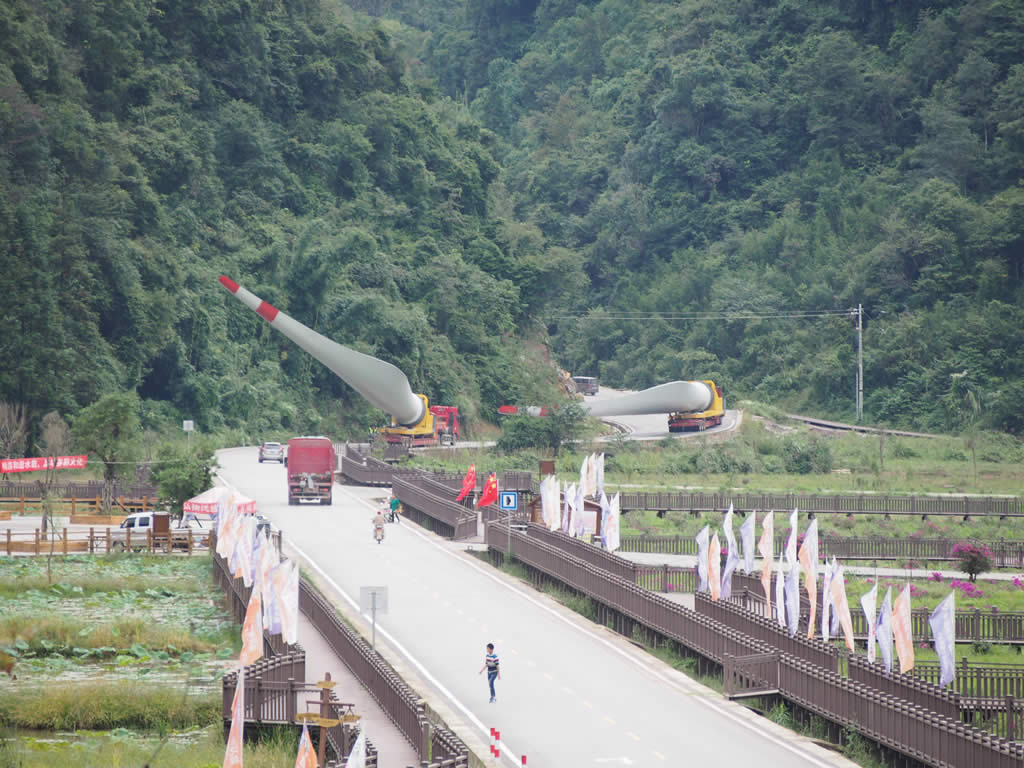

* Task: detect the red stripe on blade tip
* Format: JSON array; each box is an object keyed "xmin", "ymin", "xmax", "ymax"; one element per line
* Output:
[
  {"xmin": 256, "ymin": 301, "xmax": 279, "ymax": 322},
  {"xmin": 218, "ymin": 275, "xmax": 240, "ymax": 293}
]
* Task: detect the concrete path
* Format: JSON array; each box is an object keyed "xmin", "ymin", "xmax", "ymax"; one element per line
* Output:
[{"xmin": 296, "ymin": 612, "xmax": 419, "ymax": 768}]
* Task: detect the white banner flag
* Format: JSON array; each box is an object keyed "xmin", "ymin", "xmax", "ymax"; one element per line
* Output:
[
  {"xmin": 565, "ymin": 483, "xmax": 573, "ymax": 532},
  {"xmin": 345, "ymin": 730, "xmax": 368, "ymax": 768},
  {"xmin": 860, "ymin": 580, "xmax": 879, "ymax": 664},
  {"xmin": 739, "ymin": 510, "xmax": 756, "ymax": 574},
  {"xmin": 775, "ymin": 557, "xmax": 786, "ymax": 628},
  {"xmin": 786, "ymin": 562, "xmax": 800, "ymax": 637},
  {"xmin": 929, "ymin": 592, "xmax": 956, "ymax": 687},
  {"xmin": 877, "ymin": 587, "xmax": 894, "ymax": 674},
  {"xmin": 721, "ymin": 505, "xmax": 739, "ymax": 599},
  {"xmin": 821, "ymin": 562, "xmax": 834, "ymax": 640},
  {"xmin": 599, "ymin": 492, "xmax": 611, "ymax": 548},
  {"xmin": 607, "ymin": 493, "xmax": 621, "ymax": 553},
  {"xmin": 696, "ymin": 526, "xmax": 710, "ymax": 593},
  {"xmin": 595, "ymin": 453, "xmax": 605, "ymax": 498},
  {"xmin": 786, "ymin": 509, "xmax": 798, "ymax": 567}
]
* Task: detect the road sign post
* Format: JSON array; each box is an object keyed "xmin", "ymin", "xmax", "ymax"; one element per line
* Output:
[
  {"xmin": 500, "ymin": 492, "xmax": 518, "ymax": 555},
  {"xmin": 359, "ymin": 586, "xmax": 388, "ymax": 654}
]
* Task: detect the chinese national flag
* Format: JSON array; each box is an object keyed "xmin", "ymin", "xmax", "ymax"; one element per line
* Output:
[
  {"xmin": 455, "ymin": 464, "xmax": 476, "ymax": 503},
  {"xmin": 476, "ymin": 473, "xmax": 498, "ymax": 507}
]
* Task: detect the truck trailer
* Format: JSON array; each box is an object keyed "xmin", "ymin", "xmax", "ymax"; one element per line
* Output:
[
  {"xmin": 667, "ymin": 382, "xmax": 724, "ymax": 431},
  {"xmin": 286, "ymin": 436, "xmax": 335, "ymax": 505}
]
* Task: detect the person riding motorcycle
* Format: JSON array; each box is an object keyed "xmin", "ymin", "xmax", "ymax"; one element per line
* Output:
[{"xmin": 373, "ymin": 510, "xmax": 386, "ymax": 542}]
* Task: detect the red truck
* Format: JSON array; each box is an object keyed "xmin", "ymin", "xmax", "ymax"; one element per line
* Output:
[{"xmin": 286, "ymin": 437, "xmax": 336, "ymax": 505}]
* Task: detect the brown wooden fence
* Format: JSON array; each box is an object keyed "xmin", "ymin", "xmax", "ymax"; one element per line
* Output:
[
  {"xmin": 214, "ymin": 546, "xmax": 380, "ymax": 766},
  {"xmin": 1, "ymin": 526, "xmax": 210, "ymax": 556},
  {"xmin": 298, "ymin": 574, "xmax": 468, "ymax": 767},
  {"xmin": 485, "ymin": 521, "xmax": 1024, "ymax": 766},
  {"xmin": 730, "ymin": 571, "xmax": 1024, "ymax": 645},
  {"xmin": 619, "ymin": 532, "xmax": 1024, "ymax": 568},
  {"xmin": 616, "ymin": 491, "xmax": 1023, "ymax": 517},
  {"xmin": 0, "ymin": 480, "xmax": 156, "ymax": 498},
  {"xmin": 339, "ymin": 444, "xmax": 533, "ymax": 494}
]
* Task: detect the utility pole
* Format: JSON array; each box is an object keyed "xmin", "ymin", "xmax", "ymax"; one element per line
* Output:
[{"xmin": 856, "ymin": 303, "xmax": 864, "ymax": 423}]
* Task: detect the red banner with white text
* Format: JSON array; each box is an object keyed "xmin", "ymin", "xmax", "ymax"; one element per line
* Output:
[{"xmin": 0, "ymin": 455, "xmax": 89, "ymax": 474}]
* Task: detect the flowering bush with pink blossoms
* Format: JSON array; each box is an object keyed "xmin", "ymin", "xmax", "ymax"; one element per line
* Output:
[{"xmin": 952, "ymin": 541, "xmax": 994, "ymax": 583}]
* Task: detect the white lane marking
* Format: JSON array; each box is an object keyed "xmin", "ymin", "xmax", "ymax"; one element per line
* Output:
[
  {"xmin": 288, "ymin": 538, "xmax": 522, "ymax": 767},
  {"xmin": 594, "ymin": 759, "xmax": 634, "ymax": 766},
  {"xmin": 216, "ymin": 474, "xmax": 522, "ymax": 767},
  {"xmin": 582, "ymin": 700, "xmax": 594, "ymax": 710},
  {"xmin": 626, "ymin": 731, "xmax": 640, "ymax": 742},
  {"xmin": 603, "ymin": 715, "xmax": 616, "ymax": 726},
  {"xmin": 653, "ymin": 750, "xmax": 666, "ymax": 761},
  {"xmin": 343, "ymin": 486, "xmax": 843, "ymax": 768},
  {"xmin": 226, "ymin": 469, "xmax": 835, "ymax": 768}
]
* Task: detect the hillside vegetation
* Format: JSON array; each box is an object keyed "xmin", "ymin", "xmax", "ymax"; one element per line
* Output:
[
  {"xmin": 1, "ymin": 0, "xmax": 1022, "ymax": 443},
  {"xmin": 0, "ymin": 0, "xmax": 569, "ymax": 440},
  {"xmin": 358, "ymin": 0, "xmax": 1024, "ymax": 433}
]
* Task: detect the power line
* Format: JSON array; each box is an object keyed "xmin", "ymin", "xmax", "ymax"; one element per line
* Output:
[{"xmin": 549, "ymin": 308, "xmax": 857, "ymax": 321}]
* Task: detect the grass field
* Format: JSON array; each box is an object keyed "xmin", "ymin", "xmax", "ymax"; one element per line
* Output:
[
  {"xmin": 0, "ymin": 723, "xmax": 298, "ymax": 768},
  {"xmin": 0, "ymin": 553, "xmax": 238, "ymax": 761},
  {"xmin": 414, "ymin": 412, "xmax": 1024, "ymax": 497}
]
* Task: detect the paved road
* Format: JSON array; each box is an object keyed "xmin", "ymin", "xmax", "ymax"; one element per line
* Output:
[{"xmin": 218, "ymin": 447, "xmax": 853, "ymax": 768}]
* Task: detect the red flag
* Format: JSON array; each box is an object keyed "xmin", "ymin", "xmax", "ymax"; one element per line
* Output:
[
  {"xmin": 455, "ymin": 464, "xmax": 476, "ymax": 502},
  {"xmin": 476, "ymin": 473, "xmax": 498, "ymax": 507}
]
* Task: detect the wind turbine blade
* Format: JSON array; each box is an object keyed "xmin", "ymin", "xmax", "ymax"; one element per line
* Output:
[
  {"xmin": 218, "ymin": 276, "xmax": 425, "ymax": 426},
  {"xmin": 582, "ymin": 381, "xmax": 713, "ymax": 418}
]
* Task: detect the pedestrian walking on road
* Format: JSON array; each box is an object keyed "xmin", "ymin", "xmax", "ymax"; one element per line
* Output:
[
  {"xmin": 389, "ymin": 494, "xmax": 401, "ymax": 524},
  {"xmin": 479, "ymin": 643, "xmax": 500, "ymax": 703}
]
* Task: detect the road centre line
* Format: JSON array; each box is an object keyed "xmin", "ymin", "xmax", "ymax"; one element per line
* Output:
[
  {"xmin": 218, "ymin": 473, "xmax": 522, "ymax": 767},
  {"xmin": 365, "ymin": 484, "xmax": 840, "ymax": 768},
  {"xmin": 222, "ymin": 467, "xmax": 841, "ymax": 768}
]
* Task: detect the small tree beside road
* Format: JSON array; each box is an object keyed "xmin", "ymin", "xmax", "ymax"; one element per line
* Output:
[{"xmin": 72, "ymin": 392, "xmax": 141, "ymax": 515}]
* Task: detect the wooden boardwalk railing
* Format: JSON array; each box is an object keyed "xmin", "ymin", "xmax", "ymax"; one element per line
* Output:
[
  {"xmin": 619, "ymin": 532, "xmax": 1024, "ymax": 568},
  {"xmin": 616, "ymin": 490, "xmax": 1023, "ymax": 517},
  {"xmin": 485, "ymin": 521, "xmax": 1024, "ymax": 764}
]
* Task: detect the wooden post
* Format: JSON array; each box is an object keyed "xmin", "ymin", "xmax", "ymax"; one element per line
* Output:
[
  {"xmin": 187, "ymin": 528, "xmax": 193, "ymax": 555},
  {"xmin": 5, "ymin": 529, "xmax": 9, "ymax": 556},
  {"xmin": 88, "ymin": 527, "xmax": 94, "ymax": 554},
  {"xmin": 62, "ymin": 527, "xmax": 68, "ymax": 556},
  {"xmin": 71, "ymin": 496, "xmax": 77, "ymax": 516},
  {"xmin": 34, "ymin": 528, "xmax": 39, "ymax": 555},
  {"xmin": 318, "ymin": 673, "xmax": 332, "ymax": 767},
  {"xmin": 20, "ymin": 496, "xmax": 25, "ymax": 515},
  {"xmin": 126, "ymin": 527, "xmax": 132, "ymax": 552}
]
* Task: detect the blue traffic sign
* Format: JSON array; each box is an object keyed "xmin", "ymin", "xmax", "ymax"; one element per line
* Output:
[{"xmin": 499, "ymin": 491, "xmax": 518, "ymax": 510}]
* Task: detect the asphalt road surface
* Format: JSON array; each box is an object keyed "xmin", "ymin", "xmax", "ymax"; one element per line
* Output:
[{"xmin": 218, "ymin": 447, "xmax": 851, "ymax": 768}]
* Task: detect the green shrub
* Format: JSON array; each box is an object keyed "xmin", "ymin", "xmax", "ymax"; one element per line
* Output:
[
  {"xmin": 888, "ymin": 440, "xmax": 918, "ymax": 459},
  {"xmin": 781, "ymin": 439, "xmax": 833, "ymax": 474}
]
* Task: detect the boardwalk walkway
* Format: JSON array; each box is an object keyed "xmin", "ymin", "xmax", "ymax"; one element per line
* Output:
[{"xmin": 296, "ymin": 611, "xmax": 419, "ymax": 768}]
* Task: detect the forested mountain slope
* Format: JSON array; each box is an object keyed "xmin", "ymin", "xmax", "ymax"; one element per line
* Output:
[
  {"xmin": 355, "ymin": 0, "xmax": 1024, "ymax": 432},
  {"xmin": 0, "ymin": 0, "xmax": 575, "ymax": 437}
]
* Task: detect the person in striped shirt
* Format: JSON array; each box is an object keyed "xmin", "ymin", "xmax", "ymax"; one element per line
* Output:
[{"xmin": 478, "ymin": 643, "xmax": 500, "ymax": 703}]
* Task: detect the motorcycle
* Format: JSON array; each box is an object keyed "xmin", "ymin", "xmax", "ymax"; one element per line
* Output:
[{"xmin": 374, "ymin": 525, "xmax": 385, "ymax": 544}]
